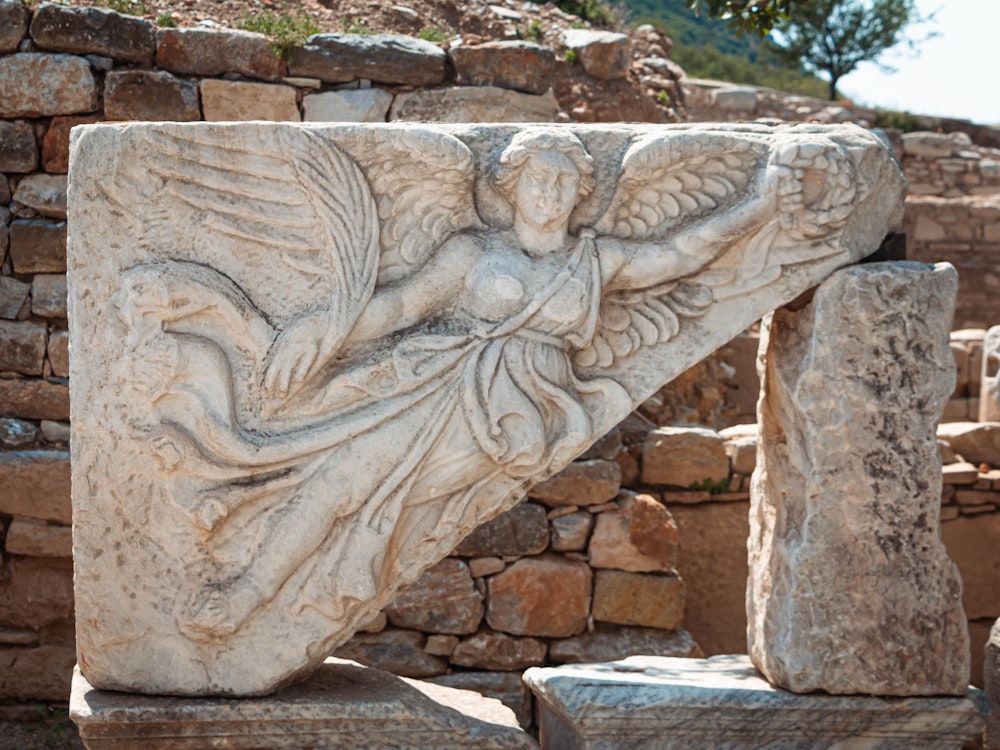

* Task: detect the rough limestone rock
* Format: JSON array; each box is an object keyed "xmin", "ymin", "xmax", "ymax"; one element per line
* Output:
[
  {"xmin": 549, "ymin": 511, "xmax": 593, "ymax": 551},
  {"xmin": 29, "ymin": 3, "xmax": 155, "ymax": 65},
  {"xmin": 9, "ymin": 219, "xmax": 66, "ymax": 273},
  {"xmin": 104, "ymin": 70, "xmax": 200, "ymax": 122},
  {"xmin": 331, "ymin": 630, "xmax": 446, "ymax": 678},
  {"xmin": 642, "ymin": 425, "xmax": 729, "ymax": 487},
  {"xmin": 12, "ymin": 174, "xmax": 67, "ymax": 219},
  {"xmin": 429, "ymin": 671, "xmax": 533, "ymax": 729},
  {"xmin": 587, "ymin": 492, "xmax": 679, "ymax": 572},
  {"xmin": 42, "ymin": 114, "xmax": 102, "ymax": 174},
  {"xmin": 749, "ymin": 262, "xmax": 970, "ymax": 695},
  {"xmin": 562, "ymin": 29, "xmax": 630, "ymax": 80},
  {"xmin": 68, "ymin": 122, "xmax": 905, "ymax": 695},
  {"xmin": 0, "ymin": 277, "xmax": 30, "ymax": 320},
  {"xmin": 450, "ymin": 631, "xmax": 548, "ymax": 671},
  {"xmin": 0, "ymin": 320, "xmax": 47, "ymax": 375},
  {"xmin": 289, "ymin": 33, "xmax": 446, "ymax": 85},
  {"xmin": 303, "ymin": 89, "xmax": 393, "ymax": 123},
  {"xmin": 451, "ymin": 41, "xmax": 556, "ymax": 95},
  {"xmin": 454, "ymin": 502, "xmax": 549, "ymax": 557},
  {"xmin": 980, "ymin": 325, "xmax": 1000, "ymax": 422},
  {"xmin": 486, "ymin": 556, "xmax": 591, "ymax": 637},
  {"xmin": 527, "ymin": 459, "xmax": 621, "ymax": 506},
  {"xmin": 547, "ymin": 625, "xmax": 702, "ymax": 664},
  {"xmin": 0, "ymin": 122, "xmax": 38, "ymax": 173},
  {"xmin": 384, "ymin": 558, "xmax": 483, "ymax": 635},
  {"xmin": 155, "ymin": 27, "xmax": 284, "ymax": 81},
  {"xmin": 200, "ymin": 80, "xmax": 300, "ymax": 122},
  {"xmin": 938, "ymin": 422, "xmax": 1000, "ymax": 467},
  {"xmin": 0, "ymin": 451, "xmax": 72, "ymax": 525},
  {"xmin": 0, "ymin": 53, "xmax": 99, "ymax": 118},
  {"xmin": 30, "ymin": 274, "xmax": 67, "ymax": 318},
  {"xmin": 389, "ymin": 86, "xmax": 561, "ymax": 122},
  {"xmin": 0, "ymin": 0, "xmax": 29, "ymax": 54}
]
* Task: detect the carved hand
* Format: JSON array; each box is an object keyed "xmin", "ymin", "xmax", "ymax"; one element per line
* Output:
[{"xmin": 263, "ymin": 312, "xmax": 337, "ymax": 400}]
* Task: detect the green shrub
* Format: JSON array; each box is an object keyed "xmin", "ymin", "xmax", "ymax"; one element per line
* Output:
[
  {"xmin": 656, "ymin": 89, "xmax": 670, "ymax": 105},
  {"xmin": 238, "ymin": 9, "xmax": 322, "ymax": 60},
  {"xmin": 564, "ymin": 48, "xmax": 579, "ymax": 64},
  {"xmin": 100, "ymin": 0, "xmax": 146, "ymax": 16},
  {"xmin": 156, "ymin": 11, "xmax": 177, "ymax": 27},
  {"xmin": 341, "ymin": 17, "xmax": 375, "ymax": 35},
  {"xmin": 872, "ymin": 108, "xmax": 921, "ymax": 132},
  {"xmin": 418, "ymin": 26, "xmax": 449, "ymax": 42},
  {"xmin": 687, "ymin": 477, "xmax": 731, "ymax": 494}
]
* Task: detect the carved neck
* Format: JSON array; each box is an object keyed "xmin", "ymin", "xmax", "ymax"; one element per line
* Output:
[{"xmin": 514, "ymin": 214, "xmax": 570, "ymax": 257}]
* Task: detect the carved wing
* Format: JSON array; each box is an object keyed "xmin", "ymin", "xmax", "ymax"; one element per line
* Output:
[
  {"xmin": 594, "ymin": 132, "xmax": 766, "ymax": 240},
  {"xmin": 340, "ymin": 128, "xmax": 483, "ymax": 282}
]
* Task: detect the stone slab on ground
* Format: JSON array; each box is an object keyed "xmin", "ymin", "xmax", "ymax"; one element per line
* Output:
[
  {"xmin": 70, "ymin": 658, "xmax": 537, "ymax": 750},
  {"xmin": 523, "ymin": 655, "xmax": 987, "ymax": 750}
]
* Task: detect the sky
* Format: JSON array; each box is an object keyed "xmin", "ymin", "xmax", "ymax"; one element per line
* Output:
[{"xmin": 836, "ymin": 0, "xmax": 1000, "ymax": 126}]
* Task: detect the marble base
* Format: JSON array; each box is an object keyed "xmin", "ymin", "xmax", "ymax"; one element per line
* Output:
[
  {"xmin": 523, "ymin": 655, "xmax": 987, "ymax": 749},
  {"xmin": 70, "ymin": 658, "xmax": 537, "ymax": 750}
]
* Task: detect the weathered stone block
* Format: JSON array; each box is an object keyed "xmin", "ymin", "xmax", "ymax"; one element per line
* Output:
[
  {"xmin": 303, "ymin": 89, "xmax": 393, "ymax": 122},
  {"xmin": 333, "ymin": 630, "xmax": 447, "ymax": 678},
  {"xmin": 40, "ymin": 419, "xmax": 71, "ymax": 443},
  {"xmin": 722, "ymin": 426, "xmax": 757, "ymax": 474},
  {"xmin": 42, "ymin": 114, "xmax": 102, "ymax": 174},
  {"xmin": 47, "ymin": 329, "xmax": 69, "ymax": 378},
  {"xmin": 0, "ymin": 320, "xmax": 47, "ymax": 375},
  {"xmin": 201, "ymin": 79, "xmax": 300, "ymax": 122},
  {"xmin": 30, "ymin": 274, "xmax": 67, "ymax": 318},
  {"xmin": 0, "ymin": 557, "xmax": 74, "ymax": 629},
  {"xmin": 0, "ymin": 379, "xmax": 69, "ymax": 421},
  {"xmin": 750, "ymin": 262, "xmax": 969, "ymax": 696},
  {"xmin": 527, "ymin": 459, "xmax": 620, "ymax": 506},
  {"xmin": 156, "ymin": 27, "xmax": 284, "ymax": 81},
  {"xmin": 0, "ymin": 645, "xmax": 77, "ymax": 701},
  {"xmin": 712, "ymin": 87, "xmax": 758, "ymax": 112},
  {"xmin": 486, "ymin": 556, "xmax": 591, "ymax": 638},
  {"xmin": 384, "ymin": 558, "xmax": 483, "ymax": 634},
  {"xmin": 0, "ymin": 450, "xmax": 71, "ymax": 523},
  {"xmin": 451, "ymin": 631, "xmax": 547, "ymax": 671},
  {"xmin": 642, "ymin": 425, "xmax": 728, "ymax": 487},
  {"xmin": 939, "ymin": 422, "xmax": 1000, "ymax": 467},
  {"xmin": 5, "ymin": 518, "xmax": 73, "ymax": 557},
  {"xmin": 451, "ymin": 41, "xmax": 556, "ymax": 95},
  {"xmin": 0, "ymin": 121, "xmax": 38, "ymax": 173},
  {"xmin": 289, "ymin": 33, "xmax": 446, "ymax": 85},
  {"xmin": 104, "ymin": 70, "xmax": 200, "ymax": 122},
  {"xmin": 9, "ymin": 219, "xmax": 66, "ymax": 273},
  {"xmin": 13, "ymin": 173, "xmax": 67, "ymax": 219},
  {"xmin": 941, "ymin": 513, "xmax": 1000, "ymax": 620},
  {"xmin": 0, "ymin": 417, "xmax": 39, "ymax": 447},
  {"xmin": 903, "ymin": 132, "xmax": 955, "ymax": 159},
  {"xmin": 389, "ymin": 86, "xmax": 560, "ymax": 122},
  {"xmin": 454, "ymin": 502, "xmax": 549, "ymax": 557},
  {"xmin": 30, "ymin": 3, "xmax": 154, "ymax": 64},
  {"xmin": 0, "ymin": 52, "xmax": 100, "ymax": 117},
  {"xmin": 548, "ymin": 624, "xmax": 702, "ymax": 664},
  {"xmin": 562, "ymin": 29, "xmax": 629, "ymax": 80},
  {"xmin": 0, "ymin": 0, "xmax": 29, "ymax": 53},
  {"xmin": 592, "ymin": 570, "xmax": 685, "ymax": 629},
  {"xmin": 0, "ymin": 276, "xmax": 28, "ymax": 320},
  {"xmin": 549, "ymin": 511, "xmax": 593, "ymax": 551},
  {"xmin": 588, "ymin": 492, "xmax": 679, "ymax": 572},
  {"xmin": 428, "ymin": 671, "xmax": 533, "ymax": 729}
]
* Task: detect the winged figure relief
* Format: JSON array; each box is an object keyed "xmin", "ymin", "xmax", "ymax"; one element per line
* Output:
[{"xmin": 110, "ymin": 124, "xmax": 859, "ymax": 646}]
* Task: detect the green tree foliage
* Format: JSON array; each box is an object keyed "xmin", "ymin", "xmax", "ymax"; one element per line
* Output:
[
  {"xmin": 685, "ymin": 0, "xmax": 804, "ymax": 36},
  {"xmin": 770, "ymin": 0, "xmax": 922, "ymax": 100}
]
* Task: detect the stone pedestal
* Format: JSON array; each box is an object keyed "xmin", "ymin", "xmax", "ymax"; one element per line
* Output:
[
  {"xmin": 70, "ymin": 658, "xmax": 537, "ymax": 750},
  {"xmin": 523, "ymin": 655, "xmax": 987, "ymax": 750},
  {"xmin": 749, "ymin": 262, "xmax": 970, "ymax": 695}
]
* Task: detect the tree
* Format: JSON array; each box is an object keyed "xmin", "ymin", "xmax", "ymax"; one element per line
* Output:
[
  {"xmin": 685, "ymin": 0, "xmax": 808, "ymax": 36},
  {"xmin": 769, "ymin": 0, "xmax": 923, "ymax": 100}
]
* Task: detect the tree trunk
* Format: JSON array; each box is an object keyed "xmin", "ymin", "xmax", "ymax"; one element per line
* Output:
[{"xmin": 828, "ymin": 75, "xmax": 839, "ymax": 101}]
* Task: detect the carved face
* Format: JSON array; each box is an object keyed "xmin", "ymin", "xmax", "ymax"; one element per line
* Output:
[{"xmin": 513, "ymin": 151, "xmax": 581, "ymax": 236}]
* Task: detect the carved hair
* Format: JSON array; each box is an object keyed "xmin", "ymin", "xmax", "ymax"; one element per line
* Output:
[{"xmin": 494, "ymin": 129, "xmax": 596, "ymax": 203}]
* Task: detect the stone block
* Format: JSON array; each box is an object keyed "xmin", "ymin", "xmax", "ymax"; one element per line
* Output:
[
  {"xmin": 943, "ymin": 461, "xmax": 980, "ymax": 485},
  {"xmin": 723, "ymin": 431, "xmax": 757, "ymax": 474},
  {"xmin": 428, "ymin": 671, "xmax": 533, "ymax": 729},
  {"xmin": 0, "ymin": 0, "xmax": 29, "ymax": 53},
  {"xmin": 42, "ymin": 114, "xmax": 102, "ymax": 174},
  {"xmin": 0, "ymin": 276, "xmax": 31, "ymax": 320},
  {"xmin": 201, "ymin": 79, "xmax": 300, "ymax": 122},
  {"xmin": 47, "ymin": 329, "xmax": 69, "ymax": 378},
  {"xmin": 451, "ymin": 41, "xmax": 556, "ymax": 94},
  {"xmin": 30, "ymin": 3, "xmax": 154, "ymax": 64},
  {"xmin": 548, "ymin": 624, "xmax": 702, "ymax": 664},
  {"xmin": 0, "ymin": 53, "xmax": 98, "ymax": 117},
  {"xmin": 71, "ymin": 660, "xmax": 537, "ymax": 749},
  {"xmin": 712, "ymin": 87, "xmax": 758, "ymax": 111},
  {"xmin": 384, "ymin": 558, "xmax": 483, "ymax": 634},
  {"xmin": 941, "ymin": 513, "xmax": 1000, "ymax": 620},
  {"xmin": 40, "ymin": 419, "xmax": 71, "ymax": 443},
  {"xmin": 303, "ymin": 88, "xmax": 393, "ymax": 122},
  {"xmin": 592, "ymin": 570, "xmax": 685, "ymax": 630},
  {"xmin": 155, "ymin": 27, "xmax": 284, "ymax": 81},
  {"xmin": 0, "ymin": 450, "xmax": 72, "ymax": 523},
  {"xmin": 524, "ymin": 655, "xmax": 987, "ymax": 750},
  {"xmin": 587, "ymin": 492, "xmax": 678, "ymax": 572},
  {"xmin": 0, "ymin": 379, "xmax": 70, "ymax": 420},
  {"xmin": 333, "ymin": 630, "xmax": 447, "ymax": 678},
  {"xmin": 981, "ymin": 325, "xmax": 1000, "ymax": 422},
  {"xmin": 9, "ymin": 219, "xmax": 66, "ymax": 273},
  {"xmin": 562, "ymin": 29, "xmax": 629, "ymax": 80},
  {"xmin": 750, "ymin": 262, "xmax": 969, "ymax": 696},
  {"xmin": 104, "ymin": 70, "xmax": 200, "ymax": 122},
  {"xmin": 13, "ymin": 173, "xmax": 67, "ymax": 219},
  {"xmin": 468, "ymin": 556, "xmax": 505, "ymax": 578},
  {"xmin": 939, "ymin": 422, "xmax": 1000, "ymax": 467},
  {"xmin": 389, "ymin": 86, "xmax": 560, "ymax": 122},
  {"xmin": 424, "ymin": 634, "xmax": 458, "ymax": 656},
  {"xmin": 454, "ymin": 502, "xmax": 549, "ymax": 557},
  {"xmin": 30, "ymin": 274, "xmax": 67, "ymax": 318},
  {"xmin": 903, "ymin": 132, "xmax": 956, "ymax": 159},
  {"xmin": 0, "ymin": 417, "xmax": 39, "ymax": 447},
  {"xmin": 0, "ymin": 320, "xmax": 47, "ymax": 375},
  {"xmin": 0, "ymin": 121, "xmax": 38, "ymax": 173},
  {"xmin": 642, "ymin": 425, "xmax": 728, "ymax": 487},
  {"xmin": 0, "ymin": 645, "xmax": 76, "ymax": 701},
  {"xmin": 988, "ymin": 619, "xmax": 1000, "ymax": 749},
  {"xmin": 451, "ymin": 631, "xmax": 547, "ymax": 671},
  {"xmin": 0, "ymin": 557, "xmax": 74, "ymax": 629},
  {"xmin": 289, "ymin": 33, "xmax": 446, "ymax": 86},
  {"xmin": 486, "ymin": 556, "xmax": 591, "ymax": 638},
  {"xmin": 5, "ymin": 518, "xmax": 73, "ymax": 557},
  {"xmin": 549, "ymin": 510, "xmax": 593, "ymax": 551},
  {"xmin": 527, "ymin": 459, "xmax": 620, "ymax": 506}
]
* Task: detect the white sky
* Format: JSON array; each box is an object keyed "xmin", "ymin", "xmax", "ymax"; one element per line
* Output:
[{"xmin": 836, "ymin": 0, "xmax": 1000, "ymax": 125}]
